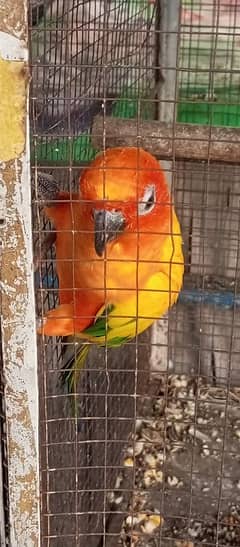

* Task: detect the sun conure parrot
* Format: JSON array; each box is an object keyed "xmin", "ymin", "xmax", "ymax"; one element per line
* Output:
[{"xmin": 37, "ymin": 147, "xmax": 184, "ymax": 395}]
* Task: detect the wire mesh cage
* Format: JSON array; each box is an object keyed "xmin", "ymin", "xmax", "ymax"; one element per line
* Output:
[
  {"xmin": 30, "ymin": 1, "xmax": 158, "ymax": 545},
  {"xmin": 2, "ymin": 0, "xmax": 240, "ymax": 545},
  {"xmin": 30, "ymin": 0, "xmax": 156, "ymax": 163},
  {"xmin": 179, "ymin": 0, "xmax": 240, "ymax": 126}
]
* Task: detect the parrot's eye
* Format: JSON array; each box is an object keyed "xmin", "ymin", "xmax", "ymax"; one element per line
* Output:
[{"xmin": 138, "ymin": 185, "xmax": 156, "ymax": 216}]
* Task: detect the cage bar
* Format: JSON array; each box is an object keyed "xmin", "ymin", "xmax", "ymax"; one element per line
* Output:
[
  {"xmin": 0, "ymin": 1, "xmax": 40, "ymax": 545},
  {"xmin": 150, "ymin": 0, "xmax": 181, "ymax": 377}
]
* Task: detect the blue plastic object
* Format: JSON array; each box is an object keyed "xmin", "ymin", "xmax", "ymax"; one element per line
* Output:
[{"xmin": 178, "ymin": 289, "xmax": 240, "ymax": 309}]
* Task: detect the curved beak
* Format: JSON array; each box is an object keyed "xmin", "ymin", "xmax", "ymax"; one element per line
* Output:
[{"xmin": 93, "ymin": 209, "xmax": 125, "ymax": 257}]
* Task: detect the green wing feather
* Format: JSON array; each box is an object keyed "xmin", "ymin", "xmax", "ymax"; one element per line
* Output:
[{"xmin": 60, "ymin": 304, "xmax": 130, "ymax": 410}]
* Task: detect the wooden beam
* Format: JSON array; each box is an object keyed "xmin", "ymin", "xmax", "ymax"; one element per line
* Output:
[
  {"xmin": 0, "ymin": 1, "xmax": 40, "ymax": 545},
  {"xmin": 92, "ymin": 115, "xmax": 240, "ymax": 164}
]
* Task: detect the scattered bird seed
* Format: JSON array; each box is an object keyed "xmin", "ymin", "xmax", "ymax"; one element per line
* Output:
[
  {"xmin": 144, "ymin": 469, "xmax": 157, "ymax": 487},
  {"xmin": 167, "ymin": 475, "xmax": 179, "ymax": 487},
  {"xmin": 119, "ymin": 375, "xmax": 240, "ymax": 546},
  {"xmin": 145, "ymin": 454, "xmax": 156, "ymax": 469},
  {"xmin": 141, "ymin": 514, "xmax": 163, "ymax": 534},
  {"xmin": 124, "ymin": 457, "xmax": 134, "ymax": 467},
  {"xmin": 134, "ymin": 441, "xmax": 144, "ymax": 456}
]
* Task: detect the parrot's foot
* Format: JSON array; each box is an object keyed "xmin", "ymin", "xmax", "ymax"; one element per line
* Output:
[
  {"xmin": 32, "ymin": 171, "xmax": 59, "ymax": 204},
  {"xmin": 37, "ymin": 304, "xmax": 74, "ymax": 337}
]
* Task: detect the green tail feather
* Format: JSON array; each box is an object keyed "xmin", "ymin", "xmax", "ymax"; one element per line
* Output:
[
  {"xmin": 59, "ymin": 304, "xmax": 131, "ymax": 414},
  {"xmin": 59, "ymin": 304, "xmax": 111, "ymax": 401},
  {"xmin": 60, "ymin": 343, "xmax": 90, "ymax": 413}
]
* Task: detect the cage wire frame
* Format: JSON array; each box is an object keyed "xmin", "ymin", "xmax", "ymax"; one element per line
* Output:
[
  {"xmin": 30, "ymin": 0, "xmax": 240, "ymax": 545},
  {"xmin": 30, "ymin": 1, "xmax": 161, "ymax": 546},
  {"xmin": 1, "ymin": 0, "xmax": 240, "ymax": 546}
]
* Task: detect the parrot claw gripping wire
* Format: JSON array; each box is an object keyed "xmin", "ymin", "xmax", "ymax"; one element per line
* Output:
[
  {"xmin": 32, "ymin": 171, "xmax": 58, "ymax": 272},
  {"xmin": 32, "ymin": 171, "xmax": 60, "ymax": 205}
]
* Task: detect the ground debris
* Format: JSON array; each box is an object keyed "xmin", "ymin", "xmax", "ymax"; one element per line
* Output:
[{"xmin": 117, "ymin": 374, "xmax": 240, "ymax": 546}]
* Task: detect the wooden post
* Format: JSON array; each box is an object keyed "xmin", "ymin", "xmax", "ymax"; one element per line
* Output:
[
  {"xmin": 0, "ymin": 1, "xmax": 40, "ymax": 545},
  {"xmin": 150, "ymin": 0, "xmax": 181, "ymax": 375}
]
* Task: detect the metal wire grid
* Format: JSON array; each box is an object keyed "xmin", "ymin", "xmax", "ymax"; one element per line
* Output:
[
  {"xmin": 28, "ymin": 1, "xmax": 240, "ymax": 546},
  {"xmin": 30, "ymin": 0, "xmax": 156, "ymax": 137},
  {"xmin": 179, "ymin": 0, "xmax": 240, "ymax": 124},
  {"xmin": 171, "ymin": 161, "xmax": 240, "ymax": 385},
  {"xmin": 32, "ymin": 165, "xmax": 154, "ymax": 546},
  {"xmin": 180, "ymin": 0, "xmax": 239, "ymax": 88}
]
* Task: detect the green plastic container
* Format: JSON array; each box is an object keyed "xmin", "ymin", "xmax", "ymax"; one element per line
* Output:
[
  {"xmin": 178, "ymin": 101, "xmax": 240, "ymax": 128},
  {"xmin": 178, "ymin": 84, "xmax": 240, "ymax": 128}
]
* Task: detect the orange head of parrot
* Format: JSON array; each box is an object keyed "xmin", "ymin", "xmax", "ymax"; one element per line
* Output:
[{"xmin": 79, "ymin": 146, "xmax": 172, "ymax": 257}]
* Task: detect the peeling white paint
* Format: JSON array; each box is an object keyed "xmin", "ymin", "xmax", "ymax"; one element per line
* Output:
[
  {"xmin": 0, "ymin": 170, "xmax": 6, "ymax": 221},
  {"xmin": 0, "ymin": 281, "xmax": 16, "ymax": 294},
  {"xmin": 7, "ymin": 156, "xmax": 38, "ymax": 436},
  {"xmin": 0, "ymin": 31, "xmax": 27, "ymax": 61},
  {"xmin": 1, "ymin": 164, "xmax": 40, "ymax": 547},
  {"xmin": 0, "ymin": 23, "xmax": 40, "ymax": 546}
]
